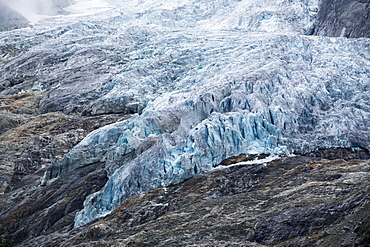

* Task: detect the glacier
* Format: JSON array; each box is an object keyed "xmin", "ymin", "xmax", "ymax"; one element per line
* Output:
[
  {"xmin": 73, "ymin": 32, "xmax": 370, "ymax": 226},
  {"xmin": 0, "ymin": 0, "xmax": 369, "ymax": 227}
]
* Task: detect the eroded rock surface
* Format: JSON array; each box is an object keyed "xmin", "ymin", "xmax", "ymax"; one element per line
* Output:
[
  {"xmin": 0, "ymin": 162, "xmax": 108, "ymax": 246},
  {"xmin": 1, "ymin": 150, "xmax": 369, "ymax": 246},
  {"xmin": 314, "ymin": 0, "xmax": 370, "ymax": 38},
  {"xmin": 0, "ymin": 91, "xmax": 128, "ymax": 215}
]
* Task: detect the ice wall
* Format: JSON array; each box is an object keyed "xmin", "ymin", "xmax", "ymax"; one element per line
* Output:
[{"xmin": 73, "ymin": 33, "xmax": 370, "ymax": 226}]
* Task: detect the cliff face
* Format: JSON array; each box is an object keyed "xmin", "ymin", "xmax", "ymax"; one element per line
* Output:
[
  {"xmin": 0, "ymin": 0, "xmax": 370, "ymax": 246},
  {"xmin": 50, "ymin": 151, "xmax": 370, "ymax": 247},
  {"xmin": 1, "ymin": 149, "xmax": 370, "ymax": 246},
  {"xmin": 0, "ymin": 2, "xmax": 29, "ymax": 32},
  {"xmin": 314, "ymin": 0, "xmax": 370, "ymax": 38}
]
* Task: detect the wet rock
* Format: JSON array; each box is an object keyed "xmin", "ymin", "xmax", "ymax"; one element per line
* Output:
[
  {"xmin": 0, "ymin": 111, "xmax": 127, "ymax": 193},
  {"xmin": 0, "ymin": 92, "xmax": 41, "ymax": 115},
  {"xmin": 304, "ymin": 147, "xmax": 370, "ymax": 160},
  {"xmin": 0, "ymin": 85, "xmax": 128, "ymax": 247}
]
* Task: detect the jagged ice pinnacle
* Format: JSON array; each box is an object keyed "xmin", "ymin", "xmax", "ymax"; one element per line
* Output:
[{"xmin": 72, "ymin": 32, "xmax": 370, "ymax": 226}]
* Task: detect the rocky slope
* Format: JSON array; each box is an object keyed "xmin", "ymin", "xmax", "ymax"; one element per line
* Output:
[
  {"xmin": 0, "ymin": 0, "xmax": 370, "ymax": 246},
  {"xmin": 1, "ymin": 149, "xmax": 370, "ymax": 246},
  {"xmin": 0, "ymin": 90, "xmax": 128, "ymax": 193},
  {"xmin": 314, "ymin": 0, "xmax": 370, "ymax": 38},
  {"xmin": 0, "ymin": 2, "xmax": 29, "ymax": 32},
  {"xmin": 44, "ymin": 150, "xmax": 370, "ymax": 246}
]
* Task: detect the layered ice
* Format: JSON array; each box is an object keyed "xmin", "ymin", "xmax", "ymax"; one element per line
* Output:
[{"xmin": 0, "ymin": 0, "xmax": 369, "ymax": 227}]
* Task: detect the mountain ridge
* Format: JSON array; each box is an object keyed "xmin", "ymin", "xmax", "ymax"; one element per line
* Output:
[{"xmin": 0, "ymin": 2, "xmax": 30, "ymax": 32}]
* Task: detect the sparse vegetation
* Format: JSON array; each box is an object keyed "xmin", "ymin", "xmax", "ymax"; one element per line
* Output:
[
  {"xmin": 355, "ymin": 222, "xmax": 370, "ymax": 247},
  {"xmin": 0, "ymin": 236, "xmax": 12, "ymax": 247}
]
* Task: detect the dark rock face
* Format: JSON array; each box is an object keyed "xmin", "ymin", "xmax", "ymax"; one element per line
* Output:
[
  {"xmin": 314, "ymin": 0, "xmax": 370, "ymax": 38},
  {"xmin": 0, "ymin": 92, "xmax": 128, "ymax": 194},
  {"xmin": 1, "ymin": 150, "xmax": 369, "ymax": 246},
  {"xmin": 0, "ymin": 91, "xmax": 130, "ymax": 242},
  {"xmin": 0, "ymin": 2, "xmax": 29, "ymax": 32},
  {"xmin": 0, "ymin": 162, "xmax": 108, "ymax": 246}
]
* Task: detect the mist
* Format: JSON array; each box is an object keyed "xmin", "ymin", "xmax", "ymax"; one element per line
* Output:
[
  {"xmin": 0, "ymin": 0, "xmax": 114, "ymax": 24},
  {"xmin": 0, "ymin": 0, "xmax": 73, "ymax": 22}
]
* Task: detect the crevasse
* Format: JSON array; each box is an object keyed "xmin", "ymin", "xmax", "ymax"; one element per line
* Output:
[
  {"xmin": 74, "ymin": 33, "xmax": 370, "ymax": 226},
  {"xmin": 8, "ymin": 0, "xmax": 367, "ymax": 227}
]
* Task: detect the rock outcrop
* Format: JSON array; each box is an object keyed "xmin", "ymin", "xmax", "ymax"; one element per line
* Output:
[
  {"xmin": 314, "ymin": 0, "xmax": 370, "ymax": 38},
  {"xmin": 0, "ymin": 161, "xmax": 108, "ymax": 246},
  {"xmin": 1, "ymin": 149, "xmax": 370, "ymax": 246},
  {"xmin": 0, "ymin": 92, "xmax": 128, "ymax": 194}
]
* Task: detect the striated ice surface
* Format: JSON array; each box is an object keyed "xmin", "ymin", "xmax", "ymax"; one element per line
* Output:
[{"xmin": 1, "ymin": 0, "xmax": 368, "ymax": 227}]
